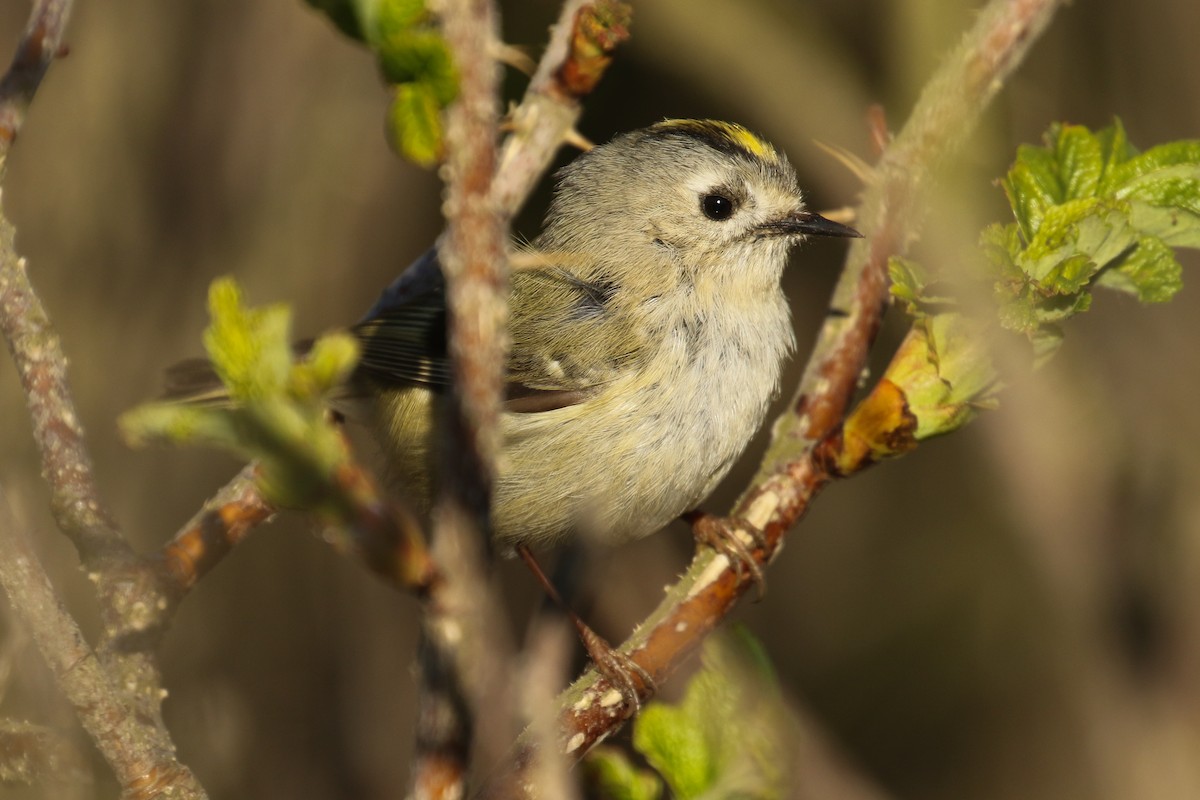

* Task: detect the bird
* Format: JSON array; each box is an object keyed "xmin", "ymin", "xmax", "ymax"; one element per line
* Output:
[{"xmin": 351, "ymin": 119, "xmax": 860, "ymax": 556}]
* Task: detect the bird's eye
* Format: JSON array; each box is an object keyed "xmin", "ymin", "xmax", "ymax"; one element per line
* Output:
[{"xmin": 700, "ymin": 193, "xmax": 736, "ymax": 221}]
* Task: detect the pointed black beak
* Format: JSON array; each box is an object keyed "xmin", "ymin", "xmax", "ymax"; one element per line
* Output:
[{"xmin": 760, "ymin": 210, "xmax": 862, "ymax": 239}]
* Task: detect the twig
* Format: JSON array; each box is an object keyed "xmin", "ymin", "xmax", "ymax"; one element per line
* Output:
[
  {"xmin": 0, "ymin": 0, "xmax": 132, "ymax": 576},
  {"xmin": 491, "ymin": 0, "xmax": 631, "ymax": 216},
  {"xmin": 0, "ymin": 0, "xmax": 73, "ymax": 158},
  {"xmin": 0, "ymin": 4, "xmax": 209, "ymax": 796},
  {"xmin": 485, "ymin": 0, "xmax": 1066, "ymax": 773},
  {"xmin": 153, "ymin": 463, "xmax": 273, "ymax": 598},
  {"xmin": 415, "ymin": 0, "xmax": 514, "ymax": 796},
  {"xmin": 0, "ymin": 486, "xmax": 205, "ymax": 798}
]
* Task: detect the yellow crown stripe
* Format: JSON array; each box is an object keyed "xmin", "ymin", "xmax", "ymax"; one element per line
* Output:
[{"xmin": 652, "ymin": 119, "xmax": 778, "ymax": 163}]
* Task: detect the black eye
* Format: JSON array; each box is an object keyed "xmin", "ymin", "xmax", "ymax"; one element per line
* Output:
[{"xmin": 701, "ymin": 193, "xmax": 736, "ymax": 221}]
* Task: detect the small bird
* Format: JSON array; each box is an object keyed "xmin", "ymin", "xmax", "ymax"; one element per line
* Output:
[{"xmin": 352, "ymin": 119, "xmax": 860, "ymax": 554}]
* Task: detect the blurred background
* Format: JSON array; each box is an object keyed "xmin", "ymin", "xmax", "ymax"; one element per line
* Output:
[{"xmin": 1, "ymin": 0, "xmax": 1198, "ymax": 797}]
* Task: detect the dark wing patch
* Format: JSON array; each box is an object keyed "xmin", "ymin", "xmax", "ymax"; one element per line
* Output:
[
  {"xmin": 352, "ymin": 287, "xmax": 451, "ymax": 389},
  {"xmin": 352, "ymin": 253, "xmax": 636, "ymax": 417}
]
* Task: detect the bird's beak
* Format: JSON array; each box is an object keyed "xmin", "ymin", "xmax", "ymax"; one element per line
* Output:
[{"xmin": 763, "ymin": 210, "xmax": 863, "ymax": 239}]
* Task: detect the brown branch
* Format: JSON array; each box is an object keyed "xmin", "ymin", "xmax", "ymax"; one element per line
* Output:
[
  {"xmin": 491, "ymin": 0, "xmax": 631, "ymax": 216},
  {"xmin": 0, "ymin": 486, "xmax": 205, "ymax": 798},
  {"xmin": 0, "ymin": 0, "xmax": 73, "ymax": 158},
  {"xmin": 0, "ymin": 0, "xmax": 132, "ymax": 576},
  {"xmin": 413, "ymin": 1, "xmax": 515, "ymax": 796},
  {"xmin": 0, "ymin": 5, "xmax": 211, "ymax": 796},
  {"xmin": 152, "ymin": 464, "xmax": 273, "ymax": 598},
  {"xmin": 479, "ymin": 0, "xmax": 1066, "ymax": 778}
]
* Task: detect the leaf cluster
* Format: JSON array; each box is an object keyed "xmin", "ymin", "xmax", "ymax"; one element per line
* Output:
[
  {"xmin": 305, "ymin": 0, "xmax": 458, "ymax": 165},
  {"xmin": 121, "ymin": 278, "xmax": 360, "ymax": 513},
  {"xmin": 986, "ymin": 119, "xmax": 1199, "ymax": 362}
]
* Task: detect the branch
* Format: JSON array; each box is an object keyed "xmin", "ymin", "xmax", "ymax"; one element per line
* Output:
[
  {"xmin": 0, "ymin": 5, "xmax": 209, "ymax": 795},
  {"xmin": 0, "ymin": 0, "xmax": 133, "ymax": 576},
  {"xmin": 414, "ymin": 0, "xmax": 513, "ymax": 796},
  {"xmin": 0, "ymin": 486, "xmax": 205, "ymax": 798},
  {"xmin": 0, "ymin": 0, "xmax": 72, "ymax": 159},
  {"xmin": 491, "ymin": 0, "xmax": 631, "ymax": 216},
  {"xmin": 524, "ymin": 0, "xmax": 1065, "ymax": 767},
  {"xmin": 153, "ymin": 464, "xmax": 273, "ymax": 598}
]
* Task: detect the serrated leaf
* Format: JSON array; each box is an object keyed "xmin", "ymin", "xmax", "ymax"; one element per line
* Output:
[
  {"xmin": 1052, "ymin": 123, "xmax": 1103, "ymax": 201},
  {"xmin": 1031, "ymin": 324, "xmax": 1065, "ymax": 368},
  {"xmin": 1127, "ymin": 199, "xmax": 1200, "ymax": 248},
  {"xmin": 980, "ymin": 222, "xmax": 1024, "ymax": 280},
  {"xmin": 996, "ymin": 291, "xmax": 1041, "ymax": 335},
  {"xmin": 1095, "ymin": 118, "xmax": 1136, "ymax": 193},
  {"xmin": 1108, "ymin": 138, "xmax": 1200, "ymax": 192},
  {"xmin": 1096, "ymin": 235, "xmax": 1183, "ymax": 303},
  {"xmin": 377, "ymin": 30, "xmax": 458, "ymax": 105},
  {"xmin": 1019, "ymin": 199, "xmax": 1137, "ymax": 291},
  {"xmin": 888, "ymin": 256, "xmax": 926, "ymax": 312},
  {"xmin": 1002, "ymin": 146, "xmax": 1061, "ymax": 241},
  {"xmin": 387, "ymin": 82, "xmax": 444, "ymax": 167}
]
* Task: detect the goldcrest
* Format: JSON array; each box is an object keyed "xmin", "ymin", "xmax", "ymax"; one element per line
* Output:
[{"xmin": 353, "ymin": 119, "xmax": 859, "ymax": 554}]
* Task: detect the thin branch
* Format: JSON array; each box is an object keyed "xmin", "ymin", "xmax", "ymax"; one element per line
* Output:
[
  {"xmin": 0, "ymin": 0, "xmax": 73, "ymax": 161},
  {"xmin": 153, "ymin": 464, "xmax": 273, "ymax": 598},
  {"xmin": 0, "ymin": 0, "xmax": 132, "ymax": 574},
  {"xmin": 492, "ymin": 0, "xmax": 631, "ymax": 216},
  {"xmin": 415, "ymin": 0, "xmax": 515, "ymax": 796},
  {"xmin": 0, "ymin": 486, "xmax": 205, "ymax": 798},
  {"xmin": 0, "ymin": 5, "xmax": 209, "ymax": 796},
  {"xmin": 486, "ymin": 0, "xmax": 1066, "ymax": 774}
]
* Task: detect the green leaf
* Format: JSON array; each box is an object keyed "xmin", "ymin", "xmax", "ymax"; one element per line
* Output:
[
  {"xmin": 585, "ymin": 746, "xmax": 663, "ymax": 800},
  {"xmin": 123, "ymin": 277, "xmax": 360, "ymax": 513},
  {"xmin": 1020, "ymin": 199, "xmax": 1137, "ymax": 288},
  {"xmin": 1002, "ymin": 145, "xmax": 1061, "ymax": 241},
  {"xmin": 358, "ymin": 0, "xmax": 429, "ymax": 44},
  {"xmin": 119, "ymin": 403, "xmax": 242, "ymax": 451},
  {"xmin": 632, "ymin": 627, "xmax": 788, "ymax": 799},
  {"xmin": 203, "ymin": 278, "xmax": 292, "ymax": 400},
  {"xmin": 387, "ymin": 82, "xmax": 444, "ymax": 166},
  {"xmin": 1108, "ymin": 138, "xmax": 1200, "ymax": 193},
  {"xmin": 1052, "ymin": 123, "xmax": 1103, "ymax": 201},
  {"xmin": 290, "ymin": 332, "xmax": 360, "ymax": 402},
  {"xmin": 1096, "ymin": 235, "xmax": 1183, "ymax": 303},
  {"xmin": 377, "ymin": 30, "xmax": 458, "ymax": 105},
  {"xmin": 1095, "ymin": 118, "xmax": 1136, "ymax": 194}
]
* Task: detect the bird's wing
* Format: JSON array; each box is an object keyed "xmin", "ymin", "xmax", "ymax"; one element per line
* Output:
[{"xmin": 352, "ymin": 252, "xmax": 645, "ymax": 413}]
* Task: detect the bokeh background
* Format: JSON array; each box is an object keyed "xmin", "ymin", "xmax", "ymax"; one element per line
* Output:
[{"xmin": 1, "ymin": 0, "xmax": 1199, "ymax": 798}]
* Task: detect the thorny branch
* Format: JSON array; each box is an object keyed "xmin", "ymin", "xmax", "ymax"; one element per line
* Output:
[
  {"xmin": 503, "ymin": 0, "xmax": 1068, "ymax": 771},
  {"xmin": 0, "ymin": 488, "xmax": 201, "ymax": 797},
  {"xmin": 0, "ymin": 2, "xmax": 207, "ymax": 796}
]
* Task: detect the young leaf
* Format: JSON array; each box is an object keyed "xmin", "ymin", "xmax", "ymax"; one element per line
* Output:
[
  {"xmin": 585, "ymin": 746, "xmax": 663, "ymax": 800},
  {"xmin": 1053, "ymin": 123, "xmax": 1103, "ymax": 201},
  {"xmin": 122, "ymin": 278, "xmax": 360, "ymax": 512},
  {"xmin": 387, "ymin": 82, "xmax": 444, "ymax": 167},
  {"xmin": 376, "ymin": 30, "xmax": 458, "ymax": 105},
  {"xmin": 632, "ymin": 627, "xmax": 790, "ymax": 799}
]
